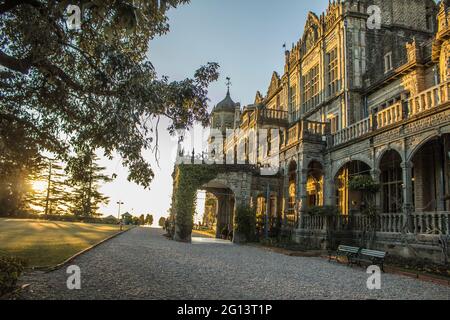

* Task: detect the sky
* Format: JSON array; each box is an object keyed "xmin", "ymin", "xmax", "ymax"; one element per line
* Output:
[{"xmin": 98, "ymin": 0, "xmax": 330, "ymax": 223}]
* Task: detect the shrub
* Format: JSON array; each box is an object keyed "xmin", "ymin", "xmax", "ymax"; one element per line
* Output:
[
  {"xmin": 0, "ymin": 256, "xmax": 26, "ymax": 296},
  {"xmin": 306, "ymin": 206, "xmax": 339, "ymax": 216},
  {"xmin": 234, "ymin": 205, "xmax": 256, "ymax": 242},
  {"xmin": 348, "ymin": 175, "xmax": 380, "ymax": 193}
]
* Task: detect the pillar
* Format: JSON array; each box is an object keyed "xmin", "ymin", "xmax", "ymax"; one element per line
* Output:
[{"xmin": 401, "ymin": 161, "xmax": 414, "ymax": 232}]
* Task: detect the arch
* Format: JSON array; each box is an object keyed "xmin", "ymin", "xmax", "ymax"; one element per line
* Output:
[
  {"xmin": 334, "ymin": 160, "xmax": 372, "ymax": 215},
  {"xmin": 407, "ymin": 133, "xmax": 440, "ymax": 162},
  {"xmin": 375, "ymin": 145, "xmax": 405, "ymax": 170},
  {"xmin": 379, "ymin": 149, "xmax": 403, "ymax": 213},
  {"xmin": 306, "ymin": 161, "xmax": 324, "ymax": 208},
  {"xmin": 410, "ymin": 134, "xmax": 450, "ymax": 212},
  {"xmin": 332, "ymin": 156, "xmax": 372, "ymax": 180}
]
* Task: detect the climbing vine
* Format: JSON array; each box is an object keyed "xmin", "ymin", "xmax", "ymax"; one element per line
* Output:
[
  {"xmin": 170, "ymin": 164, "xmax": 219, "ymax": 242},
  {"xmin": 348, "ymin": 175, "xmax": 380, "ymax": 248}
]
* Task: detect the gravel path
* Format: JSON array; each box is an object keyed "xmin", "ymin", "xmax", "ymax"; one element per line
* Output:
[{"xmin": 19, "ymin": 227, "xmax": 450, "ymax": 300}]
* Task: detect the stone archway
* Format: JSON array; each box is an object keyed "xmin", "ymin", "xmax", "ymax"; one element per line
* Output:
[
  {"xmin": 170, "ymin": 164, "xmax": 257, "ymax": 243},
  {"xmin": 410, "ymin": 134, "xmax": 450, "ymax": 212},
  {"xmin": 334, "ymin": 160, "xmax": 372, "ymax": 215}
]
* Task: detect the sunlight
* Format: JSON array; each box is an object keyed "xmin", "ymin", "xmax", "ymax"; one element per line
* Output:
[{"xmin": 32, "ymin": 180, "xmax": 48, "ymax": 193}]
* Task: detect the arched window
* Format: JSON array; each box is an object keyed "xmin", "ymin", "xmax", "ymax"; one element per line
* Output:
[
  {"xmin": 307, "ymin": 161, "xmax": 324, "ymax": 207},
  {"xmin": 335, "ymin": 161, "xmax": 372, "ymax": 215},
  {"xmin": 380, "ymin": 150, "xmax": 403, "ymax": 213}
]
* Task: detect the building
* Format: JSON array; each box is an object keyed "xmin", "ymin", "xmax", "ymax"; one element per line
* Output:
[{"xmin": 179, "ymin": 0, "xmax": 450, "ymax": 262}]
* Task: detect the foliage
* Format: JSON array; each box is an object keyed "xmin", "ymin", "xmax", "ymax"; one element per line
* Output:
[
  {"xmin": 0, "ymin": 0, "xmax": 219, "ymax": 189},
  {"xmin": 145, "ymin": 214, "xmax": 153, "ymax": 226},
  {"xmin": 158, "ymin": 216, "xmax": 166, "ymax": 227},
  {"xmin": 0, "ymin": 256, "xmax": 26, "ymax": 296},
  {"xmin": 234, "ymin": 205, "xmax": 256, "ymax": 243},
  {"xmin": 348, "ymin": 175, "xmax": 380, "ymax": 193},
  {"xmin": 171, "ymin": 165, "xmax": 218, "ymax": 241},
  {"xmin": 306, "ymin": 206, "xmax": 340, "ymax": 217},
  {"xmin": 68, "ymin": 151, "xmax": 113, "ymax": 217},
  {"xmin": 26, "ymin": 160, "xmax": 73, "ymax": 216}
]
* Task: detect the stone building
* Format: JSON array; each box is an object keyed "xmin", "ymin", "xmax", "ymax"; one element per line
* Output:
[{"xmin": 175, "ymin": 0, "xmax": 450, "ymax": 262}]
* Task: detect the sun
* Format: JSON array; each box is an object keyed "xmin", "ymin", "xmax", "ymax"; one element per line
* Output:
[{"xmin": 32, "ymin": 180, "xmax": 48, "ymax": 193}]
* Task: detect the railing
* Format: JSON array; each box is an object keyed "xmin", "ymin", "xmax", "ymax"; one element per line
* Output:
[
  {"xmin": 408, "ymin": 82, "xmax": 450, "ymax": 117},
  {"xmin": 376, "ymin": 102, "xmax": 404, "ymax": 129},
  {"xmin": 301, "ymin": 212, "xmax": 450, "ymax": 236},
  {"xmin": 410, "ymin": 212, "xmax": 450, "ymax": 235},
  {"xmin": 329, "ymin": 81, "xmax": 450, "ymax": 147},
  {"xmin": 302, "ymin": 120, "xmax": 329, "ymax": 136},
  {"xmin": 258, "ymin": 109, "xmax": 288, "ymax": 122},
  {"xmin": 287, "ymin": 124, "xmax": 299, "ymax": 146},
  {"xmin": 341, "ymin": 212, "xmax": 449, "ymax": 235},
  {"xmin": 331, "ymin": 117, "xmax": 372, "ymax": 146}
]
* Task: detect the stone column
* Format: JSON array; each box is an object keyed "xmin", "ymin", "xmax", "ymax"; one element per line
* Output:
[
  {"xmin": 298, "ymin": 166, "xmax": 308, "ymax": 230},
  {"xmin": 401, "ymin": 161, "xmax": 414, "ymax": 233},
  {"xmin": 371, "ymin": 168, "xmax": 382, "ymax": 210}
]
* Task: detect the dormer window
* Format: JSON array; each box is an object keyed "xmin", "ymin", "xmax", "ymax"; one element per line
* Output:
[{"xmin": 384, "ymin": 52, "xmax": 393, "ymax": 73}]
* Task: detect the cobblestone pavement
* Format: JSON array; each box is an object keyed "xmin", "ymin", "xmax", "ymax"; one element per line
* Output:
[{"xmin": 19, "ymin": 227, "xmax": 450, "ymax": 300}]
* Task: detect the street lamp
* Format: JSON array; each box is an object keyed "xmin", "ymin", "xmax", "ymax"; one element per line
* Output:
[{"xmin": 117, "ymin": 201, "xmax": 124, "ymax": 220}]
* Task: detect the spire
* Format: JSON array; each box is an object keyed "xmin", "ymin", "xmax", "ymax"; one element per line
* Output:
[{"xmin": 226, "ymin": 76, "xmax": 232, "ymax": 95}]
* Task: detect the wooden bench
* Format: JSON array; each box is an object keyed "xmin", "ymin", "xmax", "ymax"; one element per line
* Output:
[
  {"xmin": 352, "ymin": 249, "xmax": 387, "ymax": 272},
  {"xmin": 329, "ymin": 245, "xmax": 361, "ymax": 265}
]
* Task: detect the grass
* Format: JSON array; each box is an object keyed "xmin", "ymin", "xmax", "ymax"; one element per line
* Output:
[{"xmin": 0, "ymin": 218, "xmax": 131, "ymax": 268}]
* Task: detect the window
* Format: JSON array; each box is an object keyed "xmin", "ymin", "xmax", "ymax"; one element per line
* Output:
[
  {"xmin": 384, "ymin": 52, "xmax": 393, "ymax": 73},
  {"xmin": 327, "ymin": 48, "xmax": 339, "ymax": 96},
  {"xmin": 302, "ymin": 65, "xmax": 320, "ymax": 112},
  {"xmin": 329, "ymin": 115, "xmax": 339, "ymax": 134},
  {"xmin": 289, "ymin": 84, "xmax": 297, "ymax": 110}
]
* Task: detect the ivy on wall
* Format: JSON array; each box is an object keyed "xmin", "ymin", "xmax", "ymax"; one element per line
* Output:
[{"xmin": 170, "ymin": 164, "xmax": 219, "ymax": 242}]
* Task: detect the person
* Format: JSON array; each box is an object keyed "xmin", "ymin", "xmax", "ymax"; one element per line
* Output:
[{"xmin": 119, "ymin": 219, "xmax": 124, "ymax": 231}]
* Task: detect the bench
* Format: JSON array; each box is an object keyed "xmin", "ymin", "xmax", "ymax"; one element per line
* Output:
[
  {"xmin": 352, "ymin": 249, "xmax": 387, "ymax": 272},
  {"xmin": 329, "ymin": 245, "xmax": 361, "ymax": 265}
]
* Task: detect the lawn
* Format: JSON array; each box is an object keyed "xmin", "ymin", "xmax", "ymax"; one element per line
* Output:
[{"xmin": 0, "ymin": 218, "xmax": 129, "ymax": 268}]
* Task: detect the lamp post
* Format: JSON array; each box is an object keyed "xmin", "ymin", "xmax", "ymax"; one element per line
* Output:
[{"xmin": 117, "ymin": 201, "xmax": 124, "ymax": 221}]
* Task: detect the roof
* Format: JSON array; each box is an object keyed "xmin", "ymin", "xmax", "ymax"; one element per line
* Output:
[{"xmin": 213, "ymin": 90, "xmax": 236, "ymax": 112}]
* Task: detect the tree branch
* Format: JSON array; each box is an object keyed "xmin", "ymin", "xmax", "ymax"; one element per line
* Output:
[
  {"xmin": 0, "ymin": 0, "xmax": 42, "ymax": 15},
  {"xmin": 0, "ymin": 50, "xmax": 32, "ymax": 74}
]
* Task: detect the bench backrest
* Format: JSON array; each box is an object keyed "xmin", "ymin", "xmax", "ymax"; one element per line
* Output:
[
  {"xmin": 360, "ymin": 249, "xmax": 387, "ymax": 258},
  {"xmin": 337, "ymin": 245, "xmax": 360, "ymax": 254}
]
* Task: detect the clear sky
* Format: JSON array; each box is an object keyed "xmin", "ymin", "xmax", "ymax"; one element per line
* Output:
[{"xmin": 98, "ymin": 0, "xmax": 330, "ymax": 223}]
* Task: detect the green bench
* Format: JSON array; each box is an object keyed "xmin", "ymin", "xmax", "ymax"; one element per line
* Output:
[
  {"xmin": 330, "ymin": 246, "xmax": 387, "ymax": 272},
  {"xmin": 329, "ymin": 245, "xmax": 361, "ymax": 265},
  {"xmin": 352, "ymin": 249, "xmax": 387, "ymax": 272}
]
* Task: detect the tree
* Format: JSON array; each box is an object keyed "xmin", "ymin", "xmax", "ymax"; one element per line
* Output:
[
  {"xmin": 145, "ymin": 214, "xmax": 153, "ymax": 226},
  {"xmin": 0, "ymin": 1, "xmax": 219, "ymax": 189},
  {"xmin": 69, "ymin": 150, "xmax": 113, "ymax": 217},
  {"xmin": 27, "ymin": 159, "xmax": 72, "ymax": 216},
  {"xmin": 158, "ymin": 216, "xmax": 166, "ymax": 228},
  {"xmin": 139, "ymin": 214, "xmax": 145, "ymax": 226}
]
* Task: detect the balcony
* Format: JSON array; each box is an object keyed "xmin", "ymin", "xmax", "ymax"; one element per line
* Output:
[
  {"xmin": 329, "ymin": 81, "xmax": 450, "ymax": 147},
  {"xmin": 376, "ymin": 102, "xmax": 403, "ymax": 129},
  {"xmin": 256, "ymin": 108, "xmax": 288, "ymax": 127},
  {"xmin": 283, "ymin": 120, "xmax": 329, "ymax": 148},
  {"xmin": 331, "ymin": 117, "xmax": 372, "ymax": 146}
]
